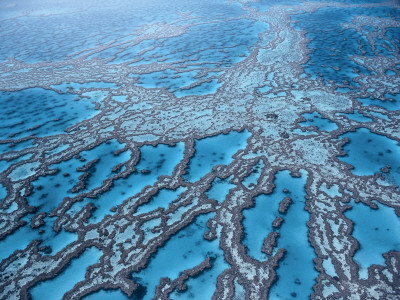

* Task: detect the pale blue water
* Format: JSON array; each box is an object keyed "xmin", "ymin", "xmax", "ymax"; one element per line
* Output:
[
  {"xmin": 320, "ymin": 183, "xmax": 341, "ymax": 198},
  {"xmin": 51, "ymin": 81, "xmax": 119, "ymax": 91},
  {"xmin": 1, "ymin": 0, "xmax": 248, "ymax": 63},
  {"xmin": 368, "ymin": 111, "xmax": 390, "ymax": 121},
  {"xmin": 258, "ymin": 85, "xmax": 272, "ymax": 93},
  {"xmin": 29, "ymin": 246, "xmax": 102, "ymax": 300},
  {"xmin": 338, "ymin": 128, "xmax": 400, "ymax": 188},
  {"xmin": 174, "ymin": 79, "xmax": 221, "ymax": 98},
  {"xmin": 127, "ymin": 18, "xmax": 267, "ymax": 97},
  {"xmin": 184, "ymin": 130, "xmax": 250, "ymax": 183},
  {"xmin": 132, "ymin": 212, "xmax": 228, "ymax": 299},
  {"xmin": 132, "ymin": 20, "xmax": 268, "ymax": 67},
  {"xmin": 0, "ymin": 153, "xmax": 34, "ymax": 174},
  {"xmin": 249, "ymin": 0, "xmax": 303, "ymax": 12},
  {"xmin": 345, "ymin": 199, "xmax": 400, "ymax": 279}
]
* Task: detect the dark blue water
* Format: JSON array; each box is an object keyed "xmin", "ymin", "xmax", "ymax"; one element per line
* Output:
[{"xmin": 293, "ymin": 6, "xmax": 400, "ymax": 87}]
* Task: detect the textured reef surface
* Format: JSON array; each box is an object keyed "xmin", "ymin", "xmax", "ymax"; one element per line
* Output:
[{"xmin": 0, "ymin": 0, "xmax": 400, "ymax": 299}]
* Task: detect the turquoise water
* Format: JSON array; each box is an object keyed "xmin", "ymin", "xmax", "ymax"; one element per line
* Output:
[
  {"xmin": 242, "ymin": 192, "xmax": 280, "ymax": 261},
  {"xmin": 28, "ymin": 139, "xmax": 130, "ymax": 213},
  {"xmin": 205, "ymin": 176, "xmax": 235, "ymax": 203},
  {"xmin": 68, "ymin": 142, "xmax": 185, "ymax": 223},
  {"xmin": 345, "ymin": 199, "xmax": 400, "ymax": 279},
  {"xmin": 0, "ymin": 0, "xmax": 398, "ymax": 298},
  {"xmin": 0, "ymin": 88, "xmax": 97, "ymax": 141},
  {"xmin": 132, "ymin": 212, "xmax": 228, "ymax": 299},
  {"xmin": 84, "ymin": 289, "xmax": 130, "ymax": 300},
  {"xmin": 242, "ymin": 170, "xmax": 317, "ymax": 299},
  {"xmin": 29, "ymin": 246, "xmax": 102, "ymax": 299},
  {"xmin": 299, "ymin": 112, "xmax": 338, "ymax": 132},
  {"xmin": 170, "ymin": 251, "xmax": 228, "ymax": 299},
  {"xmin": 358, "ymin": 95, "xmax": 400, "ymax": 111},
  {"xmin": 269, "ymin": 171, "xmax": 317, "ymax": 300},
  {"xmin": 0, "ymin": 215, "xmax": 77, "ymax": 262},
  {"xmin": 338, "ymin": 128, "xmax": 400, "ymax": 187},
  {"xmin": 0, "ymin": 183, "xmax": 6, "ymax": 201},
  {"xmin": 184, "ymin": 130, "xmax": 250, "ymax": 182},
  {"xmin": 243, "ymin": 160, "xmax": 264, "ymax": 189},
  {"xmin": 136, "ymin": 187, "xmax": 187, "ymax": 215},
  {"xmin": 338, "ymin": 110, "xmax": 372, "ymax": 122}
]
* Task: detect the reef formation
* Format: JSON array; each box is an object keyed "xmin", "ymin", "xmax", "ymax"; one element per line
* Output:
[{"xmin": 0, "ymin": 0, "xmax": 399, "ymax": 299}]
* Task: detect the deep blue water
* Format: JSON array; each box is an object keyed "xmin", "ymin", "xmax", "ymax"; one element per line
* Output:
[
  {"xmin": 293, "ymin": 6, "xmax": 400, "ymax": 87},
  {"xmin": 0, "ymin": 0, "xmax": 246, "ymax": 63}
]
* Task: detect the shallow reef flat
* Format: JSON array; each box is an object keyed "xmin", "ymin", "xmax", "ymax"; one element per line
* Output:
[{"xmin": 0, "ymin": 0, "xmax": 399, "ymax": 299}]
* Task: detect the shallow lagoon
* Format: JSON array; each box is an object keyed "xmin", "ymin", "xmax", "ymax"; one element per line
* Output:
[
  {"xmin": 345, "ymin": 199, "xmax": 400, "ymax": 279},
  {"xmin": 0, "ymin": 88, "xmax": 97, "ymax": 140},
  {"xmin": 339, "ymin": 128, "xmax": 400, "ymax": 188},
  {"xmin": 132, "ymin": 213, "xmax": 228, "ymax": 299},
  {"xmin": 242, "ymin": 170, "xmax": 318, "ymax": 299},
  {"xmin": 29, "ymin": 246, "xmax": 102, "ymax": 299},
  {"xmin": 184, "ymin": 130, "xmax": 250, "ymax": 183}
]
